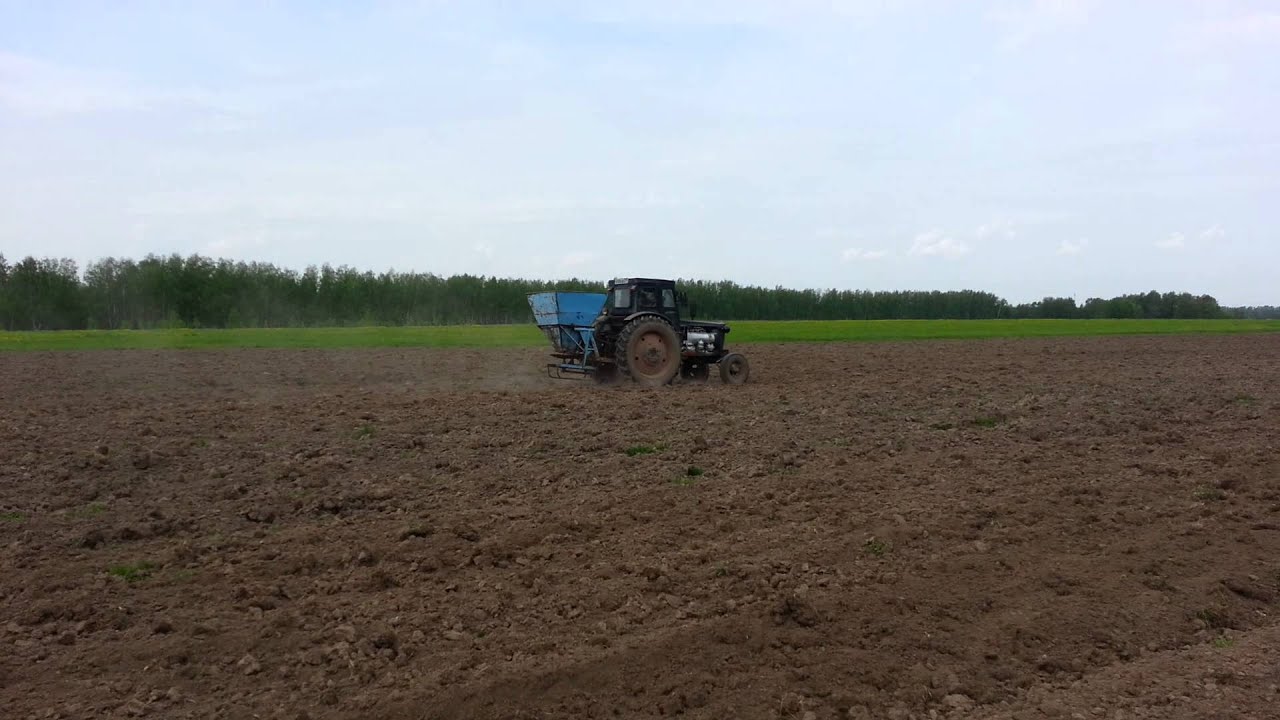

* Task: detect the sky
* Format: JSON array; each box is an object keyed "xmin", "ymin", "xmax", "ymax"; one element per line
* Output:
[{"xmin": 0, "ymin": 1, "xmax": 1277, "ymax": 305}]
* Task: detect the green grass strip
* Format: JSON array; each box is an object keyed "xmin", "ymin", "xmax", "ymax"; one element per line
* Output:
[{"xmin": 0, "ymin": 319, "xmax": 1273, "ymax": 352}]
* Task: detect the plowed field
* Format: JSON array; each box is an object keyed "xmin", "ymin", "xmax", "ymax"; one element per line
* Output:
[{"xmin": 2, "ymin": 335, "xmax": 1279, "ymax": 719}]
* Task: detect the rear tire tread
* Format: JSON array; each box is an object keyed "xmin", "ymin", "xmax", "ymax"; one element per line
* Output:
[{"xmin": 615, "ymin": 316, "xmax": 681, "ymax": 387}]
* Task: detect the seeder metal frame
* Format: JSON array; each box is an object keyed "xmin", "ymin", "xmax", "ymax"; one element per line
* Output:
[{"xmin": 544, "ymin": 325, "xmax": 602, "ymax": 380}]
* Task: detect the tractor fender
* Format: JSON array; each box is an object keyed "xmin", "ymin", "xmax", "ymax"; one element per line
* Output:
[{"xmin": 621, "ymin": 311, "xmax": 672, "ymax": 325}]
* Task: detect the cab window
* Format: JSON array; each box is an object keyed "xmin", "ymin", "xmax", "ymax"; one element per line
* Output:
[
  {"xmin": 613, "ymin": 288, "xmax": 631, "ymax": 309},
  {"xmin": 637, "ymin": 288, "xmax": 658, "ymax": 309},
  {"xmin": 662, "ymin": 289, "xmax": 676, "ymax": 309}
]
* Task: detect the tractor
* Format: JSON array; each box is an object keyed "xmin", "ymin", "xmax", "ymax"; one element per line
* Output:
[{"xmin": 528, "ymin": 278, "xmax": 750, "ymax": 387}]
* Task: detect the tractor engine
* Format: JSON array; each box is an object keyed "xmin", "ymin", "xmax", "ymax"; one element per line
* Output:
[{"xmin": 682, "ymin": 328, "xmax": 720, "ymax": 355}]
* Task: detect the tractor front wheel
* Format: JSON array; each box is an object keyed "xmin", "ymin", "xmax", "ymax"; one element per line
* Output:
[
  {"xmin": 718, "ymin": 353, "xmax": 750, "ymax": 385},
  {"xmin": 616, "ymin": 317, "xmax": 681, "ymax": 387}
]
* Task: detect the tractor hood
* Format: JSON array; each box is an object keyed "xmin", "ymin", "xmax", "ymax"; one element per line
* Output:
[{"xmin": 683, "ymin": 320, "xmax": 730, "ymax": 333}]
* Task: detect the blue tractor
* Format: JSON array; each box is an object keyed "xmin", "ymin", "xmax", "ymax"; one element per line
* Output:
[{"xmin": 528, "ymin": 278, "xmax": 750, "ymax": 386}]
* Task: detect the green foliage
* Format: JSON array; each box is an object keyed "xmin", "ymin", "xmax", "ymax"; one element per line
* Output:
[
  {"xmin": 972, "ymin": 415, "xmax": 1004, "ymax": 428},
  {"xmin": 354, "ymin": 423, "xmax": 376, "ymax": 440},
  {"xmin": 0, "ymin": 511, "xmax": 25, "ymax": 522},
  {"xmin": 108, "ymin": 561, "xmax": 157, "ymax": 583},
  {"xmin": 1194, "ymin": 485, "xmax": 1227, "ymax": 501},
  {"xmin": 1, "ymin": 252, "xmax": 604, "ymax": 330},
  {"xmin": 0, "ymin": 251, "xmax": 1264, "ymax": 332},
  {"xmin": 0, "ymin": 256, "xmax": 86, "ymax": 330},
  {"xmin": 1195, "ymin": 608, "xmax": 1231, "ymax": 629},
  {"xmin": 670, "ymin": 468, "xmax": 703, "ymax": 486},
  {"xmin": 1033, "ymin": 290, "xmax": 1227, "ymax": 320},
  {"xmin": 71, "ymin": 503, "xmax": 107, "ymax": 518},
  {"xmin": 726, "ymin": 319, "xmax": 1276, "ymax": 344},
  {"xmin": 864, "ymin": 538, "xmax": 891, "ymax": 557},
  {"xmin": 1212, "ymin": 635, "xmax": 1235, "ymax": 649},
  {"xmin": 1, "ymin": 325, "xmax": 541, "ymax": 350},
  {"xmin": 625, "ymin": 445, "xmax": 657, "ymax": 457},
  {"xmin": 2, "ymin": 319, "xmax": 1274, "ymax": 352},
  {"xmin": 1226, "ymin": 305, "xmax": 1280, "ymax": 319}
]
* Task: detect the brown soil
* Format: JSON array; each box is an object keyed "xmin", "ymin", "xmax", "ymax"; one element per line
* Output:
[{"xmin": 2, "ymin": 334, "xmax": 1278, "ymax": 719}]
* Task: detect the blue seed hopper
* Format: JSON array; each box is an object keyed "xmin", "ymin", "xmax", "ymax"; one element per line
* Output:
[{"xmin": 527, "ymin": 291, "xmax": 608, "ymax": 378}]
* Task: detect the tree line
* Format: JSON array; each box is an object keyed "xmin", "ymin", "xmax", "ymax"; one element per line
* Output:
[{"xmin": 0, "ymin": 252, "xmax": 1265, "ymax": 331}]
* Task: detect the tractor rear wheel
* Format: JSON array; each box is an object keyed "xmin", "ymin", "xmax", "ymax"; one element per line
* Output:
[
  {"xmin": 719, "ymin": 353, "xmax": 750, "ymax": 385},
  {"xmin": 616, "ymin": 317, "xmax": 681, "ymax": 387}
]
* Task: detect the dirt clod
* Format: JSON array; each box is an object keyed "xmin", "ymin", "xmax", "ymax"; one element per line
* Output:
[
  {"xmin": 237, "ymin": 654, "xmax": 262, "ymax": 675},
  {"xmin": 1223, "ymin": 578, "xmax": 1275, "ymax": 603},
  {"xmin": 244, "ymin": 507, "xmax": 277, "ymax": 524}
]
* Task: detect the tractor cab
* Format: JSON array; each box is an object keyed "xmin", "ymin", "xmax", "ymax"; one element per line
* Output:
[{"xmin": 600, "ymin": 277, "xmax": 686, "ymax": 325}]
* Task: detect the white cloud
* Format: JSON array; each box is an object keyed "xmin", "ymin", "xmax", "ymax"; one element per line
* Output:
[
  {"xmin": 1056, "ymin": 238, "xmax": 1087, "ymax": 256},
  {"xmin": 474, "ymin": 243, "xmax": 495, "ymax": 260},
  {"xmin": 1200, "ymin": 224, "xmax": 1225, "ymax": 242},
  {"xmin": 559, "ymin": 252, "xmax": 595, "ymax": 268},
  {"xmin": 975, "ymin": 218, "xmax": 1016, "ymax": 240},
  {"xmin": 576, "ymin": 0, "xmax": 906, "ymax": 29},
  {"xmin": 1151, "ymin": 227, "xmax": 1220, "ymax": 251},
  {"xmin": 840, "ymin": 248, "xmax": 888, "ymax": 262},
  {"xmin": 0, "ymin": 52, "xmax": 146, "ymax": 116},
  {"xmin": 204, "ymin": 228, "xmax": 267, "ymax": 256},
  {"xmin": 989, "ymin": 0, "xmax": 1096, "ymax": 50},
  {"xmin": 909, "ymin": 230, "xmax": 970, "ymax": 259},
  {"xmin": 1172, "ymin": 12, "xmax": 1280, "ymax": 55},
  {"xmin": 0, "ymin": 50, "xmax": 374, "ymax": 121}
]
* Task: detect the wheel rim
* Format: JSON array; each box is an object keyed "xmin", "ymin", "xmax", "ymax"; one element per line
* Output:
[
  {"xmin": 721, "ymin": 356, "xmax": 747, "ymax": 384},
  {"xmin": 632, "ymin": 331, "xmax": 674, "ymax": 379}
]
